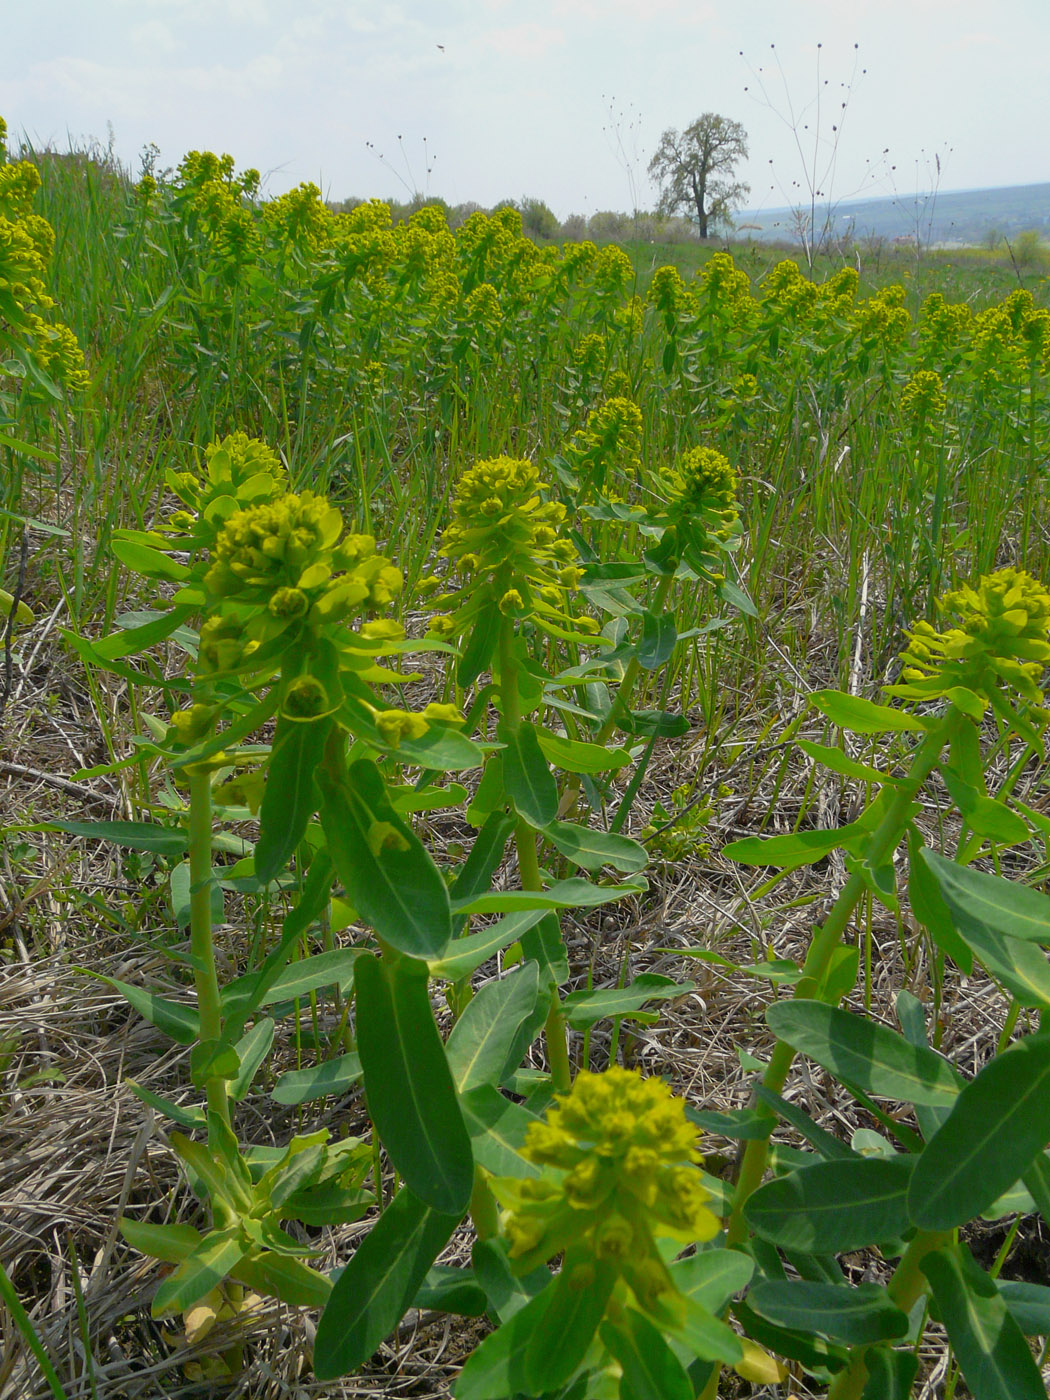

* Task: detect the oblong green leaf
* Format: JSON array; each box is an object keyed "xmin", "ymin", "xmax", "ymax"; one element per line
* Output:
[
  {"xmin": 459, "ymin": 1083, "xmax": 541, "ymax": 1178},
  {"xmin": 797, "ymin": 739, "xmax": 889, "ymax": 784},
  {"xmin": 225, "ymin": 949, "xmax": 360, "ymax": 1008},
  {"xmin": 151, "ymin": 1226, "xmax": 249, "ymax": 1317},
  {"xmin": 355, "ymin": 955, "xmax": 473, "ymax": 1214},
  {"xmin": 723, "ymin": 824, "xmax": 864, "ymax": 870},
  {"xmin": 314, "ymin": 1188, "xmax": 460, "ymax": 1379},
  {"xmin": 766, "ymin": 1000, "xmax": 962, "ymax": 1106},
  {"xmin": 455, "ymin": 1277, "xmax": 554, "ymax": 1400},
  {"xmin": 93, "ymin": 974, "xmax": 199, "ymax": 1045},
  {"xmin": 670, "ymin": 1249, "xmax": 754, "ymax": 1314},
  {"xmin": 254, "ymin": 715, "xmax": 331, "ymax": 882},
  {"xmin": 271, "ymin": 1052, "xmax": 363, "ymax": 1106},
  {"xmin": 542, "ymin": 819, "xmax": 649, "ymax": 874},
  {"xmin": 601, "ymin": 1309, "xmax": 692, "ymax": 1400},
  {"xmin": 563, "ymin": 973, "xmax": 691, "ymax": 1030},
  {"xmin": 534, "ymin": 727, "xmax": 633, "ymax": 773},
  {"xmin": 745, "ymin": 1156, "xmax": 915, "ymax": 1253},
  {"xmin": 859, "ymin": 1347, "xmax": 919, "ymax": 1399},
  {"xmin": 451, "ymin": 874, "xmax": 645, "ymax": 916},
  {"xmin": 811, "ymin": 690, "xmax": 928, "ymax": 734},
  {"xmin": 923, "ymin": 1243, "xmax": 1045, "ymax": 1400},
  {"xmin": 427, "ymin": 909, "xmax": 547, "ymax": 982},
  {"xmin": 922, "ymin": 849, "xmax": 1050, "ymax": 944},
  {"xmin": 499, "ymin": 720, "xmax": 558, "ymax": 829},
  {"xmin": 48, "ymin": 820, "xmax": 187, "ymax": 856},
  {"xmin": 445, "ymin": 964, "xmax": 541, "ymax": 1093},
  {"xmin": 523, "ymin": 1250, "xmax": 616, "ymax": 1392},
  {"xmin": 231, "ymin": 1252, "xmax": 332, "ymax": 1309},
  {"xmin": 909, "ymin": 1032, "xmax": 1050, "ymax": 1229},
  {"xmin": 319, "ymin": 759, "xmax": 452, "ymax": 959},
  {"xmin": 748, "ymin": 1281, "xmax": 909, "ymax": 1344},
  {"xmin": 112, "ymin": 537, "xmax": 189, "ymax": 581}
]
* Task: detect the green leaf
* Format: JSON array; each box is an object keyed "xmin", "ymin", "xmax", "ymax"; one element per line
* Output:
[
  {"xmin": 355, "ymin": 954, "xmax": 474, "ymax": 1214},
  {"xmin": 637, "ymin": 609, "xmax": 678, "ymax": 672},
  {"xmin": 753, "ymin": 1085, "xmax": 855, "ymax": 1160},
  {"xmin": 542, "ymin": 819, "xmax": 649, "ymax": 874},
  {"xmin": 225, "ymin": 949, "xmax": 360, "ymax": 1008},
  {"xmin": 119, "ymin": 1218, "xmax": 202, "ymax": 1264},
  {"xmin": 449, "ymin": 811, "xmax": 515, "ymax": 907},
  {"xmin": 766, "ymin": 1000, "xmax": 963, "ymax": 1106},
  {"xmin": 908, "ymin": 1032, "xmax": 1050, "ymax": 1229},
  {"xmin": 601, "ymin": 1309, "xmax": 692, "ymax": 1400},
  {"xmin": 458, "ymin": 597, "xmax": 501, "ymax": 687},
  {"xmin": 46, "ymin": 820, "xmax": 187, "ymax": 856},
  {"xmin": 231, "ymin": 1252, "xmax": 332, "ymax": 1309},
  {"xmin": 745, "ymin": 1156, "xmax": 915, "ymax": 1253},
  {"xmin": 111, "ymin": 537, "xmax": 190, "ymax": 581},
  {"xmin": 413, "ymin": 1265, "xmax": 488, "ymax": 1317},
  {"xmin": 523, "ymin": 1249, "xmax": 616, "ymax": 1392},
  {"xmin": 922, "ymin": 849, "xmax": 1050, "ymax": 945},
  {"xmin": 718, "ymin": 576, "xmax": 757, "ymax": 616},
  {"xmin": 562, "ymin": 974, "xmax": 691, "ymax": 1030},
  {"xmin": 190, "ymin": 1038, "xmax": 241, "ymax": 1085},
  {"xmin": 940, "ymin": 769, "xmax": 1031, "ymax": 846},
  {"xmin": 811, "ymin": 690, "xmax": 928, "ymax": 734},
  {"xmin": 534, "ymin": 727, "xmax": 633, "ymax": 773},
  {"xmin": 427, "ymin": 909, "xmax": 548, "ymax": 982},
  {"xmin": 797, "ymin": 739, "xmax": 889, "ymax": 784},
  {"xmin": 126, "ymin": 1081, "xmax": 206, "ymax": 1129},
  {"xmin": 91, "ymin": 974, "xmax": 199, "ymax": 1045},
  {"xmin": 451, "ymin": 875, "xmax": 645, "ymax": 916},
  {"xmin": 471, "ymin": 1237, "xmax": 551, "ymax": 1324},
  {"xmin": 228, "ymin": 1018, "xmax": 275, "ymax": 1101},
  {"xmin": 313, "ymin": 1188, "xmax": 460, "ymax": 1379},
  {"xmin": 271, "ymin": 1052, "xmax": 363, "ymax": 1106},
  {"xmin": 499, "ymin": 720, "xmax": 558, "ymax": 829},
  {"xmin": 922, "ymin": 1243, "xmax": 1045, "ymax": 1400},
  {"xmin": 686, "ymin": 1107, "xmax": 775, "ymax": 1140},
  {"xmin": 459, "ymin": 1083, "xmax": 542, "ymax": 1178},
  {"xmin": 254, "ymin": 716, "xmax": 331, "ymax": 882},
  {"xmin": 90, "ymin": 607, "xmax": 193, "ymax": 662},
  {"xmin": 455, "ymin": 1278, "xmax": 554, "ymax": 1400},
  {"xmin": 151, "ymin": 1226, "xmax": 249, "ymax": 1317},
  {"xmin": 445, "ymin": 964, "xmax": 541, "ymax": 1093},
  {"xmin": 723, "ymin": 822, "xmax": 868, "ymax": 870},
  {"xmin": 319, "ymin": 759, "xmax": 452, "ymax": 959},
  {"xmin": 907, "ymin": 834, "xmax": 972, "ymax": 973},
  {"xmin": 748, "ymin": 1281, "xmax": 909, "ymax": 1345},
  {"xmin": 670, "ymin": 1249, "xmax": 754, "ymax": 1314},
  {"xmin": 999, "ymin": 1280, "xmax": 1050, "ymax": 1335},
  {"xmin": 731, "ymin": 1299, "xmax": 848, "ymax": 1376},
  {"xmin": 859, "ymin": 1347, "xmax": 919, "ymax": 1400}
]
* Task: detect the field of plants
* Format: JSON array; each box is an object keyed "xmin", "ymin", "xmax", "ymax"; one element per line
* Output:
[{"xmin": 5, "ymin": 127, "xmax": 1050, "ymax": 1400}]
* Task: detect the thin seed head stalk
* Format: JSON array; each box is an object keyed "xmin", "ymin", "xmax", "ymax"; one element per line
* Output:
[{"xmin": 725, "ymin": 567, "xmax": 1050, "ymax": 1239}]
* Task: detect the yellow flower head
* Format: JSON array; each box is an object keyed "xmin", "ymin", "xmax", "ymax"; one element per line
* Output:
[
  {"xmin": 662, "ymin": 446, "xmax": 738, "ymax": 527},
  {"xmin": 497, "ymin": 1067, "xmax": 719, "ymax": 1275},
  {"xmin": 891, "ymin": 568, "xmax": 1050, "ymax": 710},
  {"xmin": 900, "ymin": 369, "xmax": 947, "ymax": 424},
  {"xmin": 434, "ymin": 455, "xmax": 587, "ymax": 640}
]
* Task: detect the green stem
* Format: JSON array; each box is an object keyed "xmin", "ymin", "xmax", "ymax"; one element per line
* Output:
[
  {"xmin": 187, "ymin": 765, "xmax": 232, "ymax": 1139},
  {"xmin": 595, "ymin": 570, "xmax": 676, "ymax": 747},
  {"xmin": 726, "ymin": 706, "xmax": 964, "ymax": 1249},
  {"xmin": 498, "ymin": 614, "xmax": 572, "ymax": 1093},
  {"xmin": 470, "ymin": 1167, "xmax": 500, "ymax": 1241},
  {"xmin": 826, "ymin": 1229, "xmax": 952, "ymax": 1400}
]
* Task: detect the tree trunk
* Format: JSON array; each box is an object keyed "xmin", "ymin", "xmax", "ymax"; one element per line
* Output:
[{"xmin": 691, "ymin": 175, "xmax": 709, "ymax": 239}]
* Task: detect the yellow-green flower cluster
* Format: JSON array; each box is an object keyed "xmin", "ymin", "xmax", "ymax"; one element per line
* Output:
[
  {"xmin": 892, "ymin": 568, "xmax": 1050, "ymax": 710},
  {"xmin": 855, "ymin": 283, "xmax": 910, "ymax": 343},
  {"xmin": 647, "ymin": 264, "xmax": 695, "ymax": 327},
  {"xmin": 166, "ymin": 432, "xmax": 287, "ymax": 545},
  {"xmin": 697, "ymin": 250, "xmax": 754, "ymax": 323},
  {"xmin": 495, "ymin": 1068, "xmax": 719, "ymax": 1300},
  {"xmin": 918, "ymin": 291, "xmax": 972, "ymax": 361},
  {"xmin": 760, "ymin": 260, "xmax": 818, "ymax": 322},
  {"xmin": 430, "ymin": 455, "xmax": 593, "ymax": 641},
  {"xmin": 564, "ymin": 396, "xmax": 644, "ymax": 490},
  {"xmin": 0, "ymin": 153, "xmax": 87, "ymax": 392},
  {"xmin": 900, "ymin": 369, "xmax": 947, "ymax": 424},
  {"xmin": 463, "ymin": 281, "xmax": 503, "ymax": 333},
  {"xmin": 205, "ymin": 492, "xmax": 400, "ymax": 621},
  {"xmin": 262, "ymin": 181, "xmax": 332, "ymax": 252},
  {"xmin": 662, "ymin": 445, "xmax": 738, "ymax": 529}
]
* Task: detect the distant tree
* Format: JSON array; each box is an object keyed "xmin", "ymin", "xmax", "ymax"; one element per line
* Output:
[
  {"xmin": 648, "ymin": 114, "xmax": 749, "ymax": 239},
  {"xmin": 520, "ymin": 196, "xmax": 559, "ymax": 240}
]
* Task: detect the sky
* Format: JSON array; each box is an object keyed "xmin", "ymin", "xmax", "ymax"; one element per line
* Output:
[{"xmin": 2, "ymin": 0, "xmax": 1048, "ymax": 222}]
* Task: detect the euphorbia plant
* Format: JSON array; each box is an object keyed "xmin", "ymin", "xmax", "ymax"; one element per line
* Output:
[{"xmin": 698, "ymin": 566, "xmax": 1050, "ymax": 1399}]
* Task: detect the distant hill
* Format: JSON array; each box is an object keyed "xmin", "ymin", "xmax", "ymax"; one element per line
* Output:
[{"xmin": 738, "ymin": 182, "xmax": 1050, "ymax": 248}]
